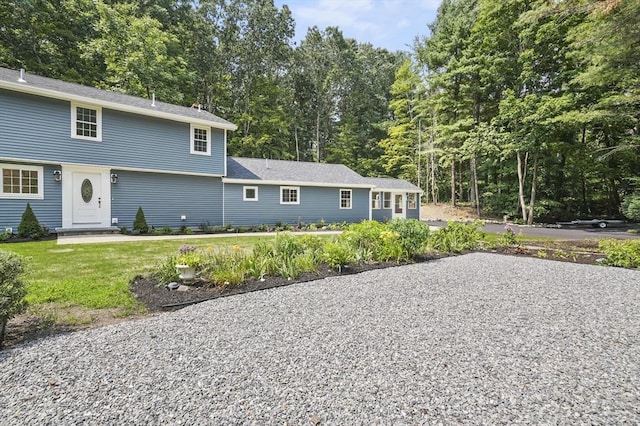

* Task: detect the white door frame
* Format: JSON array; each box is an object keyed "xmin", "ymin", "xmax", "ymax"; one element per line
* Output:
[
  {"xmin": 61, "ymin": 165, "xmax": 112, "ymax": 228},
  {"xmin": 392, "ymin": 192, "xmax": 406, "ymax": 219}
]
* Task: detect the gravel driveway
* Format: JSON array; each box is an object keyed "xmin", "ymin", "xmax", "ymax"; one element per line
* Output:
[{"xmin": 2, "ymin": 253, "xmax": 639, "ymax": 425}]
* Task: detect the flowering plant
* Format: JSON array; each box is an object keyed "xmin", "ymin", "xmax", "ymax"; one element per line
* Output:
[{"xmin": 175, "ymin": 245, "xmax": 202, "ymax": 267}]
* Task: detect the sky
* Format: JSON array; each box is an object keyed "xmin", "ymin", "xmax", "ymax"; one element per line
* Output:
[{"xmin": 273, "ymin": 0, "xmax": 442, "ymax": 52}]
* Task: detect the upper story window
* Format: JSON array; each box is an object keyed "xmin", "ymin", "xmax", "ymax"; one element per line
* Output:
[
  {"xmin": 340, "ymin": 189, "xmax": 352, "ymax": 209},
  {"xmin": 280, "ymin": 186, "xmax": 299, "ymax": 204},
  {"xmin": 408, "ymin": 193, "xmax": 417, "ymax": 209},
  {"xmin": 371, "ymin": 192, "xmax": 380, "ymax": 209},
  {"xmin": 71, "ymin": 102, "xmax": 102, "ymax": 141},
  {"xmin": 243, "ymin": 186, "xmax": 258, "ymax": 201},
  {"xmin": 1, "ymin": 164, "xmax": 44, "ymax": 199},
  {"xmin": 190, "ymin": 124, "xmax": 211, "ymax": 156},
  {"xmin": 383, "ymin": 192, "xmax": 392, "ymax": 209}
]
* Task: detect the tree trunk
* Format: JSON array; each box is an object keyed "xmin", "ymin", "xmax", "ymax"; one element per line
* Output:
[
  {"xmin": 527, "ymin": 154, "xmax": 538, "ymax": 225},
  {"xmin": 431, "ymin": 153, "xmax": 437, "ymax": 205},
  {"xmin": 516, "ymin": 150, "xmax": 528, "ymax": 222},
  {"xmin": 471, "ymin": 156, "xmax": 481, "ymax": 218},
  {"xmin": 451, "ymin": 154, "xmax": 456, "ymax": 207},
  {"xmin": 315, "ymin": 111, "xmax": 321, "ymax": 162},
  {"xmin": 294, "ymin": 126, "xmax": 300, "ymax": 161}
]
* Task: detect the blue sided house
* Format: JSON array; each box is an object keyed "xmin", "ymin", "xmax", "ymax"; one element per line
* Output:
[{"xmin": 0, "ymin": 67, "xmax": 421, "ymax": 233}]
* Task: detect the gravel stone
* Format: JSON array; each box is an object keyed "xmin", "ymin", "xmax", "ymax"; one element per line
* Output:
[{"xmin": 1, "ymin": 253, "xmax": 639, "ymax": 424}]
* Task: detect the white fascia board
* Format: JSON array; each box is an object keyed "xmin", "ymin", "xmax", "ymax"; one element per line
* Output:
[
  {"xmin": 0, "ymin": 81, "xmax": 238, "ymax": 131},
  {"xmin": 373, "ymin": 187, "xmax": 424, "ymax": 194},
  {"xmin": 0, "ymin": 157, "xmax": 223, "ymax": 178},
  {"xmin": 222, "ymin": 177, "xmax": 375, "ymax": 189}
]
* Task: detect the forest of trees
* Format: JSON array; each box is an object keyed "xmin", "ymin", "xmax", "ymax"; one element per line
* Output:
[{"xmin": 1, "ymin": 0, "xmax": 638, "ymax": 222}]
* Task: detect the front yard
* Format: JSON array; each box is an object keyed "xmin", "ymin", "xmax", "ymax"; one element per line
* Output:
[{"xmin": 2, "ymin": 221, "xmax": 638, "ymax": 349}]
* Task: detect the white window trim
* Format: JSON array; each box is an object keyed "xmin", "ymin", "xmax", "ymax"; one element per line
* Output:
[
  {"xmin": 70, "ymin": 102, "xmax": 102, "ymax": 142},
  {"xmin": 0, "ymin": 163, "xmax": 44, "ymax": 200},
  {"xmin": 190, "ymin": 124, "xmax": 211, "ymax": 156},
  {"xmin": 371, "ymin": 191, "xmax": 380, "ymax": 209},
  {"xmin": 383, "ymin": 192, "xmax": 392, "ymax": 209},
  {"xmin": 280, "ymin": 186, "xmax": 300, "ymax": 205},
  {"xmin": 243, "ymin": 186, "xmax": 258, "ymax": 201},
  {"xmin": 340, "ymin": 189, "xmax": 352, "ymax": 209}
]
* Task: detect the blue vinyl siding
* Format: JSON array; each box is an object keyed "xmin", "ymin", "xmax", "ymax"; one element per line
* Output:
[
  {"xmin": 223, "ymin": 184, "xmax": 369, "ymax": 226},
  {"xmin": 0, "ymin": 89, "xmax": 225, "ymax": 175},
  {"xmin": 0, "ymin": 163, "xmax": 62, "ymax": 231},
  {"xmin": 111, "ymin": 171, "xmax": 222, "ymax": 229}
]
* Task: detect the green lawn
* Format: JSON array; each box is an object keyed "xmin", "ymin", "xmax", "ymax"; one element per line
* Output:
[{"xmin": 3, "ymin": 236, "xmax": 270, "ymax": 313}]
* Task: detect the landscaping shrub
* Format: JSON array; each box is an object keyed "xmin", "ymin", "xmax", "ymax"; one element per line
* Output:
[
  {"xmin": 387, "ymin": 218, "xmax": 430, "ymax": 259},
  {"xmin": 429, "ymin": 221, "xmax": 484, "ymax": 253},
  {"xmin": 599, "ymin": 239, "xmax": 640, "ymax": 268},
  {"xmin": 495, "ymin": 225, "xmax": 522, "ymax": 248},
  {"xmin": 0, "ymin": 250, "xmax": 27, "ymax": 349},
  {"xmin": 322, "ymin": 240, "xmax": 355, "ymax": 271},
  {"xmin": 341, "ymin": 220, "xmax": 389, "ymax": 262},
  {"xmin": 132, "ymin": 206, "xmax": 149, "ymax": 234},
  {"xmin": 18, "ymin": 202, "xmax": 46, "ymax": 239}
]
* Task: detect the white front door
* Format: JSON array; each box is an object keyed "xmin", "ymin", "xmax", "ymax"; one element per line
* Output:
[
  {"xmin": 72, "ymin": 172, "xmax": 102, "ymax": 224},
  {"xmin": 393, "ymin": 193, "xmax": 406, "ymax": 219}
]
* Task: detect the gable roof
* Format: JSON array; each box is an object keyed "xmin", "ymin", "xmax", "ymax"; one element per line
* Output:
[
  {"xmin": 225, "ymin": 157, "xmax": 374, "ymax": 188},
  {"xmin": 362, "ymin": 177, "xmax": 422, "ymax": 193},
  {"xmin": 0, "ymin": 67, "xmax": 236, "ymax": 131}
]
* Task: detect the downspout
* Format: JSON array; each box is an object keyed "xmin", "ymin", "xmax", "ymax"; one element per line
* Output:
[
  {"xmin": 368, "ymin": 188, "xmax": 372, "ymax": 220},
  {"xmin": 222, "ymin": 180, "xmax": 225, "ymax": 226}
]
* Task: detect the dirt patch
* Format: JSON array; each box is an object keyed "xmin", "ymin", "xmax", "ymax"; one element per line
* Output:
[{"xmin": 420, "ymin": 203, "xmax": 483, "ymax": 221}]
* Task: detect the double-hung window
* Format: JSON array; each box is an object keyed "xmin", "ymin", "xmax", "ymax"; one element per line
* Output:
[
  {"xmin": 280, "ymin": 186, "xmax": 299, "ymax": 204},
  {"xmin": 71, "ymin": 102, "xmax": 102, "ymax": 141},
  {"xmin": 190, "ymin": 124, "xmax": 211, "ymax": 155},
  {"xmin": 383, "ymin": 192, "xmax": 392, "ymax": 209},
  {"xmin": 1, "ymin": 164, "xmax": 44, "ymax": 199},
  {"xmin": 340, "ymin": 189, "xmax": 352, "ymax": 209},
  {"xmin": 371, "ymin": 192, "xmax": 380, "ymax": 209}
]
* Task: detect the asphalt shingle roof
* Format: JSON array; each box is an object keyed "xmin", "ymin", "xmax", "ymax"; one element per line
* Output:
[
  {"xmin": 0, "ymin": 67, "xmax": 235, "ymax": 129},
  {"xmin": 226, "ymin": 157, "xmax": 374, "ymax": 186},
  {"xmin": 362, "ymin": 177, "xmax": 422, "ymax": 192}
]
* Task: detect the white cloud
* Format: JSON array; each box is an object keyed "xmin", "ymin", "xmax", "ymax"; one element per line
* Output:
[{"xmin": 277, "ymin": 0, "xmax": 440, "ymax": 51}]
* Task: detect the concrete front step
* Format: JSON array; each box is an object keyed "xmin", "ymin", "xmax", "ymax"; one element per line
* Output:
[{"xmin": 54, "ymin": 226, "xmax": 120, "ymax": 237}]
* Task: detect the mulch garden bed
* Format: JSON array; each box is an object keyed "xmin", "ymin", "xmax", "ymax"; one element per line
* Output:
[{"xmin": 2, "ymin": 242, "xmax": 609, "ymax": 350}]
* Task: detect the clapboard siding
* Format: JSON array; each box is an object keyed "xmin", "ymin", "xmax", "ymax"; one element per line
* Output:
[
  {"xmin": 0, "ymin": 89, "xmax": 225, "ymax": 175},
  {"xmin": 0, "ymin": 163, "xmax": 62, "ymax": 231},
  {"xmin": 111, "ymin": 171, "xmax": 222, "ymax": 229},
  {"xmin": 223, "ymin": 184, "xmax": 369, "ymax": 226}
]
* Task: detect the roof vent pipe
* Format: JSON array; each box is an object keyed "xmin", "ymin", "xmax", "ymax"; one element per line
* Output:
[
  {"xmin": 151, "ymin": 93, "xmax": 156, "ymax": 107},
  {"xmin": 265, "ymin": 158, "xmax": 269, "ymax": 169},
  {"xmin": 18, "ymin": 68, "xmax": 26, "ymax": 83}
]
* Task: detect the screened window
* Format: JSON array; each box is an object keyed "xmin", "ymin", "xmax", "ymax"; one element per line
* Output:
[
  {"xmin": 280, "ymin": 186, "xmax": 299, "ymax": 204},
  {"xmin": 383, "ymin": 192, "xmax": 392, "ymax": 209},
  {"xmin": 408, "ymin": 193, "xmax": 417, "ymax": 209},
  {"xmin": 371, "ymin": 192, "xmax": 380, "ymax": 209},
  {"xmin": 243, "ymin": 186, "xmax": 258, "ymax": 201},
  {"xmin": 340, "ymin": 189, "xmax": 352, "ymax": 209},
  {"xmin": 1, "ymin": 164, "xmax": 43, "ymax": 199},
  {"xmin": 190, "ymin": 125, "xmax": 211, "ymax": 155},
  {"xmin": 71, "ymin": 103, "xmax": 101, "ymax": 141}
]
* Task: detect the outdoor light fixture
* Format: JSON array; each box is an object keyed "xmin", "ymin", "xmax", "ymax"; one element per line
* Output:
[
  {"xmin": 110, "ymin": 173, "xmax": 118, "ymax": 184},
  {"xmin": 53, "ymin": 170, "xmax": 62, "ymax": 182}
]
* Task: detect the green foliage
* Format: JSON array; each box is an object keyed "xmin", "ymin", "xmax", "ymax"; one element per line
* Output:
[
  {"xmin": 495, "ymin": 225, "xmax": 522, "ymax": 248},
  {"xmin": 429, "ymin": 221, "xmax": 484, "ymax": 253},
  {"xmin": 322, "ymin": 240, "xmax": 355, "ymax": 271},
  {"xmin": 0, "ymin": 250, "xmax": 27, "ymax": 348},
  {"xmin": 133, "ymin": 207, "xmax": 149, "ymax": 234},
  {"xmin": 599, "ymin": 239, "xmax": 640, "ymax": 269},
  {"xmin": 621, "ymin": 193, "xmax": 640, "ymax": 221},
  {"xmin": 18, "ymin": 203, "xmax": 46, "ymax": 239},
  {"xmin": 387, "ymin": 218, "xmax": 430, "ymax": 259}
]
